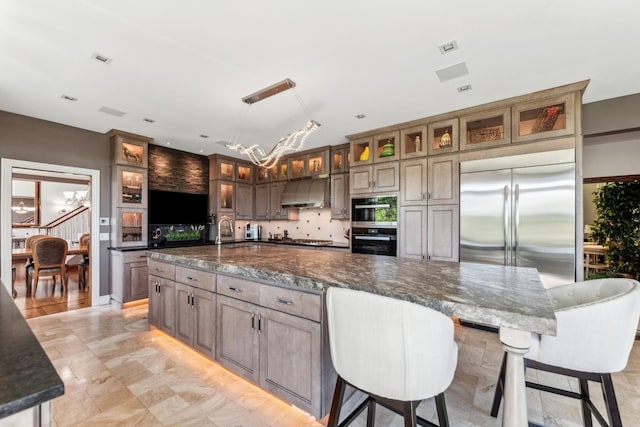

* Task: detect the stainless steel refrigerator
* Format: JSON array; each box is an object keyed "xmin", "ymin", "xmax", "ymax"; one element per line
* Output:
[{"xmin": 460, "ymin": 151, "xmax": 576, "ymax": 289}]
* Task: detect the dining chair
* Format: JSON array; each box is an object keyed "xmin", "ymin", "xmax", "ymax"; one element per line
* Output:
[
  {"xmin": 28, "ymin": 237, "xmax": 68, "ymax": 296},
  {"xmin": 65, "ymin": 233, "xmax": 90, "ymax": 289},
  {"xmin": 326, "ymin": 286, "xmax": 458, "ymax": 427},
  {"xmin": 24, "ymin": 234, "xmax": 49, "ymax": 286}
]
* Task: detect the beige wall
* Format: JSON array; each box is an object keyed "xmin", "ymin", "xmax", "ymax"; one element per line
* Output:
[{"xmin": 583, "ymin": 92, "xmax": 640, "ymax": 135}]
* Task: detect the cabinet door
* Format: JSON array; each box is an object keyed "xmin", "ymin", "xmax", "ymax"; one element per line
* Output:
[
  {"xmin": 400, "ymin": 125, "xmax": 427, "ymax": 159},
  {"xmin": 271, "ymin": 182, "xmax": 289, "ymax": 219},
  {"xmin": 399, "ymin": 206, "xmax": 427, "ymax": 260},
  {"xmin": 216, "ymin": 295, "xmax": 260, "ymax": 383},
  {"xmin": 331, "ymin": 174, "xmax": 349, "ymax": 219},
  {"xmin": 126, "ymin": 261, "xmax": 149, "ymax": 301},
  {"xmin": 350, "ymin": 166, "xmax": 372, "ymax": 194},
  {"xmin": 114, "ymin": 166, "xmax": 148, "ymax": 208},
  {"xmin": 427, "ymin": 205, "xmax": 459, "ymax": 262},
  {"xmin": 175, "ymin": 283, "xmax": 194, "ymax": 347},
  {"xmin": 160, "ymin": 279, "xmax": 176, "ymax": 335},
  {"xmin": 255, "ymin": 184, "xmax": 270, "ymax": 219},
  {"xmin": 148, "ymin": 275, "xmax": 162, "ymax": 327},
  {"xmin": 372, "ymin": 131, "xmax": 400, "ymax": 163},
  {"xmin": 115, "ymin": 208, "xmax": 147, "ymax": 247},
  {"xmin": 511, "ymin": 93, "xmax": 575, "ymax": 143},
  {"xmin": 216, "ymin": 180, "xmax": 234, "ymax": 212},
  {"xmin": 427, "ymin": 118, "xmax": 459, "ymax": 155},
  {"xmin": 350, "ymin": 136, "xmax": 373, "ymax": 167},
  {"xmin": 259, "ymin": 306, "xmax": 321, "ymax": 416},
  {"xmin": 400, "ymin": 159, "xmax": 427, "ymax": 205},
  {"xmin": 427, "ymin": 154, "xmax": 459, "ymax": 205},
  {"xmin": 193, "ymin": 288, "xmax": 216, "ymax": 358},
  {"xmin": 236, "ymin": 182, "xmax": 254, "ymax": 220},
  {"xmin": 372, "ymin": 162, "xmax": 399, "ymax": 193}
]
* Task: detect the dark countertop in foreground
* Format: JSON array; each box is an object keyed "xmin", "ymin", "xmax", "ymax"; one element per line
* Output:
[
  {"xmin": 0, "ymin": 282, "xmax": 64, "ymax": 418},
  {"xmin": 147, "ymin": 245, "xmax": 556, "ymax": 335}
]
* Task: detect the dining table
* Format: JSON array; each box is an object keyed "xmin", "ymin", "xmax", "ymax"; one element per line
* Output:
[{"xmin": 11, "ymin": 243, "xmax": 89, "ymax": 297}]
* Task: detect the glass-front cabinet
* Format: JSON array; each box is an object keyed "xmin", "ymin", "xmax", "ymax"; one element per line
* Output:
[
  {"xmin": 428, "ymin": 118, "xmax": 459, "ymax": 155},
  {"xmin": 112, "ymin": 135, "xmax": 148, "ymax": 168},
  {"xmin": 114, "ymin": 208, "xmax": 147, "ymax": 247},
  {"xmin": 287, "ymin": 149, "xmax": 329, "ymax": 178},
  {"xmin": 216, "ymin": 181, "xmax": 234, "ymax": 212},
  {"xmin": 350, "ymin": 136, "xmax": 373, "ymax": 167},
  {"xmin": 460, "ymin": 108, "xmax": 511, "ymax": 150},
  {"xmin": 236, "ymin": 162, "xmax": 253, "ymax": 183},
  {"xmin": 115, "ymin": 166, "xmax": 148, "ymax": 208},
  {"xmin": 331, "ymin": 143, "xmax": 351, "ymax": 174},
  {"xmin": 400, "ymin": 125, "xmax": 427, "ymax": 159},
  {"xmin": 372, "ymin": 131, "xmax": 399, "ymax": 162},
  {"xmin": 512, "ymin": 94, "xmax": 575, "ymax": 143}
]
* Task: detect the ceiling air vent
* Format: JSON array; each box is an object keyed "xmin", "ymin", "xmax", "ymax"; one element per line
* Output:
[
  {"xmin": 435, "ymin": 62, "xmax": 469, "ymax": 82},
  {"xmin": 98, "ymin": 106, "xmax": 126, "ymax": 117}
]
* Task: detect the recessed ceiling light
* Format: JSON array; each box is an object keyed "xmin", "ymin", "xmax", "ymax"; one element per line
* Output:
[
  {"xmin": 199, "ymin": 149, "xmax": 204, "ymax": 153},
  {"xmin": 166, "ymin": 142, "xmax": 171, "ymax": 146},
  {"xmin": 457, "ymin": 84, "xmax": 472, "ymax": 93},
  {"xmin": 199, "ymin": 134, "xmax": 210, "ymax": 139},
  {"xmin": 355, "ymin": 114, "xmax": 366, "ymax": 119},
  {"xmin": 61, "ymin": 94, "xmax": 78, "ymax": 102},
  {"xmin": 438, "ymin": 41, "xmax": 458, "ymax": 54},
  {"xmin": 91, "ymin": 52, "xmax": 113, "ymax": 64},
  {"xmin": 142, "ymin": 118, "xmax": 155, "ymax": 123}
]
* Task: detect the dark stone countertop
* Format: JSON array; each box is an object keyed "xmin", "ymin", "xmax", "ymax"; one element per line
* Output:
[
  {"xmin": 0, "ymin": 282, "xmax": 64, "ymax": 419},
  {"xmin": 147, "ymin": 245, "xmax": 556, "ymax": 335}
]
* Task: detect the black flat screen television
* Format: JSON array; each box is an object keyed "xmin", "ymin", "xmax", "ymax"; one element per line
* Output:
[{"xmin": 149, "ymin": 190, "xmax": 208, "ymax": 225}]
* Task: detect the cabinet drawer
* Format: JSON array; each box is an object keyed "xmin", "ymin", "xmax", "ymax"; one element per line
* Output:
[
  {"xmin": 260, "ymin": 285, "xmax": 322, "ymax": 322},
  {"xmin": 175, "ymin": 266, "xmax": 216, "ymax": 292},
  {"xmin": 148, "ymin": 259, "xmax": 175, "ymax": 280},
  {"xmin": 124, "ymin": 250, "xmax": 149, "ymax": 264},
  {"xmin": 217, "ymin": 275, "xmax": 260, "ymax": 304}
]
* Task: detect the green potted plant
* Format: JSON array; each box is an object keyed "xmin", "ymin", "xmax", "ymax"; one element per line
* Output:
[{"xmin": 591, "ymin": 181, "xmax": 640, "ymax": 279}]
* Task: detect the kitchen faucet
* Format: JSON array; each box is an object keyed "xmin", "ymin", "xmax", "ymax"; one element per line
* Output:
[{"xmin": 215, "ymin": 215, "xmax": 233, "ymax": 244}]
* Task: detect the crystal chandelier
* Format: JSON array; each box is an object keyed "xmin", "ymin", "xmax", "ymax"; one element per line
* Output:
[
  {"xmin": 63, "ymin": 190, "xmax": 89, "ymax": 206},
  {"xmin": 220, "ymin": 79, "xmax": 321, "ymax": 169}
]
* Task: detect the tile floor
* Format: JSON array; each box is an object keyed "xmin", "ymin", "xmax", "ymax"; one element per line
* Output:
[{"xmin": 27, "ymin": 304, "xmax": 640, "ymax": 427}]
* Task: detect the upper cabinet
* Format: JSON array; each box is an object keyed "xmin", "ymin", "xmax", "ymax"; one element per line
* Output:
[
  {"xmin": 236, "ymin": 161, "xmax": 254, "ymax": 184},
  {"xmin": 400, "ymin": 125, "xmax": 427, "ymax": 159},
  {"xmin": 115, "ymin": 166, "xmax": 148, "ymax": 208},
  {"xmin": 288, "ymin": 148, "xmax": 330, "ymax": 179},
  {"xmin": 512, "ymin": 93, "xmax": 575, "ymax": 143},
  {"xmin": 460, "ymin": 108, "xmax": 511, "ymax": 151},
  {"xmin": 330, "ymin": 143, "xmax": 351, "ymax": 174},
  {"xmin": 350, "ymin": 131, "xmax": 400, "ymax": 167},
  {"xmin": 349, "ymin": 136, "xmax": 373, "ymax": 167},
  {"xmin": 428, "ymin": 118, "xmax": 459, "ymax": 155},
  {"xmin": 111, "ymin": 131, "xmax": 150, "ymax": 168}
]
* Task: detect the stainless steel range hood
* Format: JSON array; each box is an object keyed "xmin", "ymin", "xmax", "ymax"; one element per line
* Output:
[{"xmin": 281, "ymin": 178, "xmax": 330, "ymax": 208}]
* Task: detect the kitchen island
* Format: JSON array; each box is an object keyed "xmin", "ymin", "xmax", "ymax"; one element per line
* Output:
[{"xmin": 147, "ymin": 244, "xmax": 556, "ymax": 426}]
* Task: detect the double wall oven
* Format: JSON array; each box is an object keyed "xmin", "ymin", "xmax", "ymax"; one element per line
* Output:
[{"xmin": 351, "ymin": 195, "xmax": 397, "ymax": 256}]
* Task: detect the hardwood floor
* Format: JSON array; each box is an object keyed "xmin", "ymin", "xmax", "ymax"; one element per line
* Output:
[{"xmin": 11, "ymin": 261, "xmax": 90, "ymax": 319}]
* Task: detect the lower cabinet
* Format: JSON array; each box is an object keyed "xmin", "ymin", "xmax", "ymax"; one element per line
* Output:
[
  {"xmin": 399, "ymin": 206, "xmax": 427, "ymax": 259},
  {"xmin": 149, "ymin": 260, "xmax": 334, "ymax": 419},
  {"xmin": 427, "ymin": 205, "xmax": 460, "ymax": 261},
  {"xmin": 110, "ymin": 249, "xmax": 149, "ymax": 304}
]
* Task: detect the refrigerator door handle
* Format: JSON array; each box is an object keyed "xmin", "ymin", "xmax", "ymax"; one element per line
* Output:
[
  {"xmin": 503, "ymin": 185, "xmax": 509, "ymax": 265},
  {"xmin": 514, "ymin": 184, "xmax": 520, "ymax": 266}
]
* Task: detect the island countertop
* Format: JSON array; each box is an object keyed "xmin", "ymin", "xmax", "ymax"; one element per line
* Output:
[
  {"xmin": 0, "ymin": 281, "xmax": 64, "ymax": 419},
  {"xmin": 147, "ymin": 244, "xmax": 556, "ymax": 335}
]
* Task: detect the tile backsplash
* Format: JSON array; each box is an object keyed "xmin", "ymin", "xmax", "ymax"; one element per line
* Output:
[{"xmin": 237, "ymin": 208, "xmax": 350, "ymax": 243}]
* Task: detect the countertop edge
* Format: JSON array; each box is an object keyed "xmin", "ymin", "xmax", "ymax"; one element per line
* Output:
[{"xmin": 0, "ymin": 283, "xmax": 64, "ymax": 419}]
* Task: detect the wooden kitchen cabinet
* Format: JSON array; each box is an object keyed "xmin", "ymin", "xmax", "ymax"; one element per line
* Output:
[
  {"xmin": 330, "ymin": 143, "xmax": 350, "ymax": 174},
  {"xmin": 256, "ymin": 182, "xmax": 294, "ymax": 220},
  {"xmin": 460, "ymin": 107, "xmax": 511, "ymax": 151},
  {"xmin": 110, "ymin": 130, "xmax": 149, "ymax": 169},
  {"xmin": 427, "ymin": 118, "xmax": 459, "ymax": 155},
  {"xmin": 400, "ymin": 158, "xmax": 427, "ymax": 205},
  {"xmin": 372, "ymin": 131, "xmax": 400, "ymax": 162},
  {"xmin": 148, "ymin": 259, "xmax": 176, "ymax": 335},
  {"xmin": 330, "ymin": 174, "xmax": 349, "ymax": 219},
  {"xmin": 399, "ymin": 206, "xmax": 427, "ymax": 260},
  {"xmin": 512, "ymin": 93, "xmax": 575, "ymax": 143},
  {"xmin": 216, "ymin": 274, "xmax": 324, "ymax": 416},
  {"xmin": 400, "ymin": 124, "xmax": 427, "ymax": 159},
  {"xmin": 427, "ymin": 153, "xmax": 459, "ymax": 205},
  {"xmin": 427, "ymin": 205, "xmax": 459, "ymax": 262},
  {"xmin": 288, "ymin": 148, "xmax": 329, "ymax": 178},
  {"xmin": 113, "ymin": 208, "xmax": 147, "ymax": 247},
  {"xmin": 110, "ymin": 249, "xmax": 149, "ymax": 304},
  {"xmin": 235, "ymin": 182, "xmax": 254, "ymax": 220},
  {"xmin": 350, "ymin": 162, "xmax": 399, "ymax": 195},
  {"xmin": 114, "ymin": 166, "xmax": 148, "ymax": 208}
]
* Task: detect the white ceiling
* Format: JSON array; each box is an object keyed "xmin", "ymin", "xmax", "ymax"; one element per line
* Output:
[{"xmin": 2, "ymin": 1, "xmax": 639, "ymax": 159}]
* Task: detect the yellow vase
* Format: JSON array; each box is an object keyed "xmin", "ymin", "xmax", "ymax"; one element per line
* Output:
[{"xmin": 359, "ymin": 146, "xmax": 369, "ymax": 161}]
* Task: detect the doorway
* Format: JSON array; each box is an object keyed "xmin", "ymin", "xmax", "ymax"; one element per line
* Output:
[{"xmin": 1, "ymin": 158, "xmax": 102, "ymax": 315}]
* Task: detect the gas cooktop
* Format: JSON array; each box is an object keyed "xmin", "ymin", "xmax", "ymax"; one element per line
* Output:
[{"xmin": 268, "ymin": 238, "xmax": 334, "ymax": 246}]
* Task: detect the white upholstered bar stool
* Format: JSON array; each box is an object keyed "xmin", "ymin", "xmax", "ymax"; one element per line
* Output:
[
  {"xmin": 491, "ymin": 278, "xmax": 640, "ymax": 427},
  {"xmin": 326, "ymin": 287, "xmax": 458, "ymax": 427}
]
